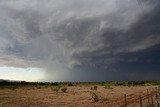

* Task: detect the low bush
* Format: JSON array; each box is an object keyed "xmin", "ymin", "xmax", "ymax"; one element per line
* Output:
[
  {"xmin": 36, "ymin": 85, "xmax": 41, "ymax": 89},
  {"xmin": 91, "ymin": 86, "xmax": 97, "ymax": 90},
  {"xmin": 91, "ymin": 92, "xmax": 99, "ymax": 102},
  {"xmin": 104, "ymin": 84, "xmax": 112, "ymax": 89},
  {"xmin": 68, "ymin": 82, "xmax": 74, "ymax": 86},
  {"xmin": 11, "ymin": 86, "xmax": 18, "ymax": 91},
  {"xmin": 51, "ymin": 87, "xmax": 60, "ymax": 92},
  {"xmin": 61, "ymin": 87, "xmax": 67, "ymax": 93}
]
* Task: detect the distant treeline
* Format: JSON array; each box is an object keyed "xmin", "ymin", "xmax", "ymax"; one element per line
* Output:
[{"xmin": 0, "ymin": 80, "xmax": 160, "ymax": 87}]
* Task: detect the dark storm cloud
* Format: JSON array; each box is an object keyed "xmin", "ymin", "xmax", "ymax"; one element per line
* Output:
[
  {"xmin": 0, "ymin": 0, "xmax": 160, "ymax": 81},
  {"xmin": 69, "ymin": 1, "xmax": 160, "ymax": 81}
]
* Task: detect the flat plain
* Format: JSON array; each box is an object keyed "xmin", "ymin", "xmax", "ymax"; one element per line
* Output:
[{"xmin": 0, "ymin": 82, "xmax": 159, "ymax": 107}]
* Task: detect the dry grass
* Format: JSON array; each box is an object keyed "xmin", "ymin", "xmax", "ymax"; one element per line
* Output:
[{"xmin": 0, "ymin": 85, "xmax": 156, "ymax": 107}]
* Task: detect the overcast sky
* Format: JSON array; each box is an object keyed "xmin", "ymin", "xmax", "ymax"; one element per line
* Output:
[{"xmin": 0, "ymin": 0, "xmax": 160, "ymax": 82}]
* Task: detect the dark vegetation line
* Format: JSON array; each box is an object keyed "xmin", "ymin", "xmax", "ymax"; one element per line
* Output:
[{"xmin": 0, "ymin": 80, "xmax": 160, "ymax": 87}]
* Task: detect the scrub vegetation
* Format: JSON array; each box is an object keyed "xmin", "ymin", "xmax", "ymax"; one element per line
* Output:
[
  {"xmin": 0, "ymin": 80, "xmax": 160, "ymax": 106},
  {"xmin": 0, "ymin": 80, "xmax": 160, "ymax": 90}
]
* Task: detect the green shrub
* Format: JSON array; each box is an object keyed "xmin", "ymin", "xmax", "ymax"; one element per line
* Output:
[
  {"xmin": 104, "ymin": 84, "xmax": 112, "ymax": 89},
  {"xmin": 50, "ymin": 82, "xmax": 59, "ymax": 86},
  {"xmin": 68, "ymin": 82, "xmax": 74, "ymax": 86},
  {"xmin": 51, "ymin": 87, "xmax": 60, "ymax": 92}
]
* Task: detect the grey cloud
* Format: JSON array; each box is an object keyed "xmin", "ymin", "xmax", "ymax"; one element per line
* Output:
[{"xmin": 0, "ymin": 0, "xmax": 160, "ymax": 81}]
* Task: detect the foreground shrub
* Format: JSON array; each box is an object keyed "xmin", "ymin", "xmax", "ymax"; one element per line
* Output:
[
  {"xmin": 11, "ymin": 86, "xmax": 19, "ymax": 91},
  {"xmin": 51, "ymin": 87, "xmax": 60, "ymax": 92},
  {"xmin": 61, "ymin": 87, "xmax": 67, "ymax": 93},
  {"xmin": 104, "ymin": 84, "xmax": 112, "ymax": 89},
  {"xmin": 91, "ymin": 86, "xmax": 97, "ymax": 90},
  {"xmin": 91, "ymin": 92, "xmax": 99, "ymax": 102},
  {"xmin": 36, "ymin": 85, "xmax": 41, "ymax": 89}
]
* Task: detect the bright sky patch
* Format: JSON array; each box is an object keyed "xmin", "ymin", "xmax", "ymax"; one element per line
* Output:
[{"xmin": 0, "ymin": 67, "xmax": 44, "ymax": 81}]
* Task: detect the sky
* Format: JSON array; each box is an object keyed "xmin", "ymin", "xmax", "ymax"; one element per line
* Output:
[
  {"xmin": 0, "ymin": 67, "xmax": 44, "ymax": 81},
  {"xmin": 0, "ymin": 0, "xmax": 160, "ymax": 82}
]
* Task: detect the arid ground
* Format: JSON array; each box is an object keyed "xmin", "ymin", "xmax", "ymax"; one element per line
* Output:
[{"xmin": 0, "ymin": 84, "xmax": 159, "ymax": 107}]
